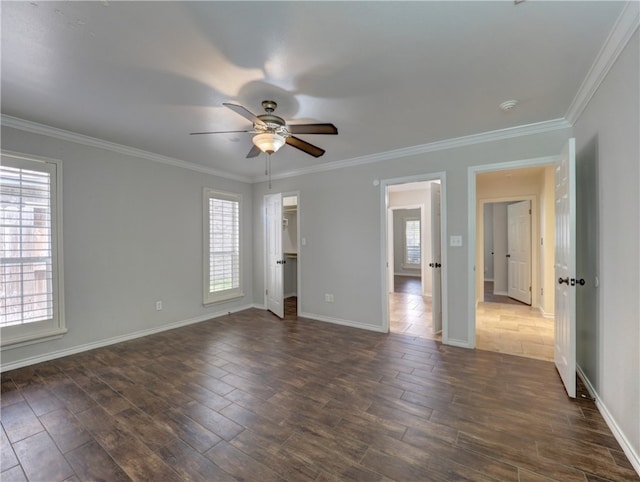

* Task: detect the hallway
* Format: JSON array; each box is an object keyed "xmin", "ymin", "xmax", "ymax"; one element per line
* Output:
[{"xmin": 390, "ymin": 277, "xmax": 553, "ymax": 361}]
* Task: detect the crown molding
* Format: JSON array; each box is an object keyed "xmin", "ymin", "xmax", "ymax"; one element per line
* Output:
[
  {"xmin": 0, "ymin": 115, "xmax": 252, "ymax": 183},
  {"xmin": 264, "ymin": 117, "xmax": 572, "ymax": 182},
  {"xmin": 565, "ymin": 1, "xmax": 640, "ymax": 125}
]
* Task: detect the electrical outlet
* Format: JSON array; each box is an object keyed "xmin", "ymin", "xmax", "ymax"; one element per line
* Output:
[
  {"xmin": 325, "ymin": 294, "xmax": 334, "ymax": 303},
  {"xmin": 450, "ymin": 235, "xmax": 463, "ymax": 247},
  {"xmin": 155, "ymin": 301, "xmax": 163, "ymax": 311}
]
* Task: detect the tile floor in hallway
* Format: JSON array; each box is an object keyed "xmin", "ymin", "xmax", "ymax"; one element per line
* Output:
[
  {"xmin": 476, "ymin": 301, "xmax": 554, "ymax": 362},
  {"xmin": 389, "ymin": 276, "xmax": 554, "ymax": 362}
]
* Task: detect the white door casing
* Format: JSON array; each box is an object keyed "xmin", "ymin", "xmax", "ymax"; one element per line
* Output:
[
  {"xmin": 507, "ymin": 200, "xmax": 532, "ymax": 304},
  {"xmin": 387, "ymin": 208, "xmax": 394, "ymax": 293},
  {"xmin": 265, "ymin": 193, "xmax": 284, "ymax": 318},
  {"xmin": 554, "ymin": 138, "xmax": 576, "ymax": 398},
  {"xmin": 431, "ymin": 182, "xmax": 442, "ymax": 334}
]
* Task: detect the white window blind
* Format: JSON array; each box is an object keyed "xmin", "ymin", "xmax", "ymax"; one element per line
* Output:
[
  {"xmin": 204, "ymin": 189, "xmax": 242, "ymax": 304},
  {"xmin": 405, "ymin": 218, "xmax": 421, "ymax": 265},
  {"xmin": 1, "ymin": 154, "xmax": 65, "ymax": 348}
]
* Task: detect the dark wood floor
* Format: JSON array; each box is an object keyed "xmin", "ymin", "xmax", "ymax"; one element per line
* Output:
[
  {"xmin": 484, "ymin": 281, "xmax": 528, "ymax": 306},
  {"xmin": 1, "ymin": 308, "xmax": 637, "ymax": 481},
  {"xmin": 394, "ymin": 275, "xmax": 422, "ymax": 295}
]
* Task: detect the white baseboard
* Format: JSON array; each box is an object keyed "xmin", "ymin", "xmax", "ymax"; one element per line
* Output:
[
  {"xmin": 577, "ymin": 365, "xmax": 640, "ymax": 476},
  {"xmin": 444, "ymin": 337, "xmax": 473, "ymax": 349},
  {"xmin": 538, "ymin": 306, "xmax": 555, "ymax": 319},
  {"xmin": 0, "ymin": 304, "xmax": 255, "ymax": 373},
  {"xmin": 493, "ymin": 290, "xmax": 508, "ymax": 296},
  {"xmin": 298, "ymin": 311, "xmax": 387, "ymax": 333}
]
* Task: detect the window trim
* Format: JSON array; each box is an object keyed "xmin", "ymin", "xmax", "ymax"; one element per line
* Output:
[
  {"xmin": 1, "ymin": 151, "xmax": 66, "ymax": 350},
  {"xmin": 203, "ymin": 188, "xmax": 243, "ymax": 305}
]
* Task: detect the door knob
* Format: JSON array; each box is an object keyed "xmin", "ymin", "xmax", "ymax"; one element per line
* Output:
[
  {"xmin": 558, "ymin": 277, "xmax": 569, "ymax": 285},
  {"xmin": 571, "ymin": 278, "xmax": 585, "ymax": 286}
]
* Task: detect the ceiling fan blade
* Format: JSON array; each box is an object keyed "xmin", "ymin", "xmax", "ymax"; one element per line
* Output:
[
  {"xmin": 223, "ymin": 103, "xmax": 266, "ymax": 126},
  {"xmin": 286, "ymin": 136, "xmax": 325, "ymax": 158},
  {"xmin": 246, "ymin": 145, "xmax": 262, "ymax": 158},
  {"xmin": 287, "ymin": 123, "xmax": 338, "ymax": 135},
  {"xmin": 190, "ymin": 130, "xmax": 251, "ymax": 135}
]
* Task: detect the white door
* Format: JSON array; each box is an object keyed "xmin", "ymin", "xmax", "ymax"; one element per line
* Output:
[
  {"xmin": 555, "ymin": 138, "xmax": 576, "ymax": 398},
  {"xmin": 507, "ymin": 200, "xmax": 532, "ymax": 304},
  {"xmin": 265, "ymin": 193, "xmax": 284, "ymax": 318},
  {"xmin": 431, "ymin": 183, "xmax": 442, "ymax": 334}
]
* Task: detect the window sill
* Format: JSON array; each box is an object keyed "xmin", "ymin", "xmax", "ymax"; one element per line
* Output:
[
  {"xmin": 1, "ymin": 328, "xmax": 68, "ymax": 351},
  {"xmin": 203, "ymin": 291, "xmax": 244, "ymax": 306}
]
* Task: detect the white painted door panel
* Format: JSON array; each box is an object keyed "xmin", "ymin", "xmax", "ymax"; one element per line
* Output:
[
  {"xmin": 266, "ymin": 194, "xmax": 284, "ymax": 318},
  {"xmin": 507, "ymin": 200, "xmax": 531, "ymax": 304},
  {"xmin": 431, "ymin": 183, "xmax": 442, "ymax": 334},
  {"xmin": 555, "ymin": 138, "xmax": 576, "ymax": 398}
]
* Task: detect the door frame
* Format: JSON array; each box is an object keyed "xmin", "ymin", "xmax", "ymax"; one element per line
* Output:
[
  {"xmin": 263, "ymin": 190, "xmax": 301, "ymax": 317},
  {"xmin": 467, "ymin": 156, "xmax": 556, "ymax": 347},
  {"xmin": 380, "ymin": 172, "xmax": 448, "ymax": 341},
  {"xmin": 478, "ymin": 196, "xmax": 536, "ymax": 303}
]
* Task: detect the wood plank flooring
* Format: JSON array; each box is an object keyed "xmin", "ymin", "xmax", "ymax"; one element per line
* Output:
[{"xmin": 2, "ymin": 308, "xmax": 637, "ymax": 481}]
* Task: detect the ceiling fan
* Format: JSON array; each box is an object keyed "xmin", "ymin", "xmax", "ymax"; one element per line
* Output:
[{"xmin": 190, "ymin": 100, "xmax": 338, "ymax": 158}]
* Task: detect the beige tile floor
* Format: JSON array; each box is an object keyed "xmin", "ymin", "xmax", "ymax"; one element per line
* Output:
[
  {"xmin": 389, "ymin": 291, "xmax": 441, "ymax": 341},
  {"xmin": 476, "ymin": 301, "xmax": 554, "ymax": 361},
  {"xmin": 390, "ymin": 293, "xmax": 554, "ymax": 362}
]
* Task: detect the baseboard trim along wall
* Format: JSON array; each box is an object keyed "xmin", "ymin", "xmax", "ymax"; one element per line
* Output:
[
  {"xmin": 298, "ymin": 311, "xmax": 387, "ymax": 334},
  {"xmin": 577, "ymin": 365, "xmax": 640, "ymax": 476},
  {"xmin": 0, "ymin": 304, "xmax": 255, "ymax": 373}
]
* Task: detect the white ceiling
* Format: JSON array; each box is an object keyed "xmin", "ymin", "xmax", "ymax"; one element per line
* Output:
[{"xmin": 1, "ymin": 1, "xmax": 626, "ymax": 182}]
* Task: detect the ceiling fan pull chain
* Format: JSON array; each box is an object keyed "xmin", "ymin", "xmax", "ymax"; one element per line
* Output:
[{"xmin": 268, "ymin": 154, "xmax": 272, "ymax": 190}]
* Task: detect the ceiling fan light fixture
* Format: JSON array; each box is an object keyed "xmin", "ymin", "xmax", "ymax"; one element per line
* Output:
[{"xmin": 252, "ymin": 132, "xmax": 286, "ymax": 154}]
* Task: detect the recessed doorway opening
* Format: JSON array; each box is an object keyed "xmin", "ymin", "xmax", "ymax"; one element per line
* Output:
[
  {"xmin": 474, "ymin": 166, "xmax": 556, "ymax": 362},
  {"xmin": 382, "ymin": 175, "xmax": 446, "ymax": 341}
]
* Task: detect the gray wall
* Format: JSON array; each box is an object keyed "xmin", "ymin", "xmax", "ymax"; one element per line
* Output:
[
  {"xmin": 573, "ymin": 30, "xmax": 639, "ymax": 461},
  {"xmin": 1, "ymin": 127, "xmax": 255, "ymax": 367},
  {"xmin": 251, "ymin": 128, "xmax": 571, "ymax": 343}
]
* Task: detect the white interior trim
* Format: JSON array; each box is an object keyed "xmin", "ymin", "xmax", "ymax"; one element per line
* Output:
[
  {"xmin": 0, "ymin": 115, "xmax": 251, "ymax": 183},
  {"xmin": 577, "ymin": 365, "xmax": 640, "ymax": 476},
  {"xmin": 565, "ymin": 2, "xmax": 640, "ymax": 124}
]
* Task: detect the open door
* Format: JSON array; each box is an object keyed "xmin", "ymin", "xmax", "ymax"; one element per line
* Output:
[
  {"xmin": 507, "ymin": 200, "xmax": 532, "ymax": 304},
  {"xmin": 555, "ymin": 138, "xmax": 576, "ymax": 398},
  {"xmin": 431, "ymin": 182, "xmax": 442, "ymax": 334},
  {"xmin": 265, "ymin": 193, "xmax": 284, "ymax": 318}
]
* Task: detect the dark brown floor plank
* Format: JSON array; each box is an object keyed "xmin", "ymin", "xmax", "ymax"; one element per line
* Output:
[
  {"xmin": 64, "ymin": 440, "xmax": 132, "ymax": 482},
  {"xmin": 0, "ymin": 308, "xmax": 636, "ymax": 481},
  {"xmin": 12, "ymin": 431, "xmax": 74, "ymax": 482}
]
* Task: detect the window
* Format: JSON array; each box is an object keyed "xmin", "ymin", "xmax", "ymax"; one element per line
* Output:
[
  {"xmin": 1, "ymin": 153, "xmax": 66, "ymax": 348},
  {"xmin": 203, "ymin": 189, "xmax": 242, "ymax": 304},
  {"xmin": 404, "ymin": 218, "xmax": 421, "ymax": 266}
]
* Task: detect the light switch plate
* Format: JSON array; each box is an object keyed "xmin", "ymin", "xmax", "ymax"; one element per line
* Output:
[{"xmin": 450, "ymin": 235, "xmax": 463, "ymax": 247}]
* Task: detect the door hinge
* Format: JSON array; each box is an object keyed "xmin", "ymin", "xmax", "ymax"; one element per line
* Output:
[
  {"xmin": 266, "ymin": 289, "xmax": 268, "ymax": 296},
  {"xmin": 529, "ymin": 209, "xmax": 531, "ymax": 214},
  {"xmin": 529, "ymin": 286, "xmax": 531, "ymax": 292}
]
